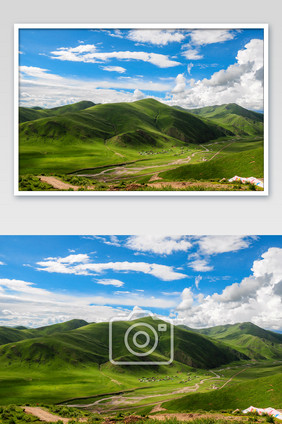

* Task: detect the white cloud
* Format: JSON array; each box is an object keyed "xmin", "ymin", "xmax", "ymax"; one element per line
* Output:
[
  {"xmin": 125, "ymin": 236, "xmax": 192, "ymax": 255},
  {"xmin": 0, "ymin": 275, "xmax": 178, "ymax": 327},
  {"xmin": 0, "ymin": 279, "xmax": 50, "ymax": 296},
  {"xmin": 50, "ymin": 45, "xmax": 181, "ymax": 68},
  {"xmin": 197, "ymin": 236, "xmax": 254, "ymax": 255},
  {"xmin": 95, "ymin": 279, "xmax": 124, "ymax": 287},
  {"xmin": 127, "ymin": 29, "xmax": 186, "ymax": 46},
  {"xmin": 187, "ymin": 63, "xmax": 194, "ymax": 75},
  {"xmin": 177, "ymin": 287, "xmax": 194, "ymax": 310},
  {"xmin": 19, "ymin": 66, "xmax": 173, "ymax": 108},
  {"xmin": 171, "ymin": 74, "xmax": 187, "ymax": 94},
  {"xmin": 0, "ymin": 261, "xmax": 5, "ymax": 266},
  {"xmin": 188, "ymin": 259, "xmax": 213, "ymax": 272},
  {"xmin": 169, "ymin": 39, "xmax": 264, "ymax": 111},
  {"xmin": 195, "ymin": 275, "xmax": 202, "ymax": 289},
  {"xmin": 133, "ymin": 89, "xmax": 145, "ymax": 100},
  {"xmin": 182, "ymin": 47, "xmax": 203, "ymax": 60},
  {"xmin": 189, "ymin": 30, "xmax": 236, "ymax": 46},
  {"xmin": 102, "ymin": 66, "xmax": 126, "ymax": 73},
  {"xmin": 36, "ymin": 254, "xmax": 187, "ymax": 281},
  {"xmin": 177, "ymin": 247, "xmax": 282, "ymax": 331}
]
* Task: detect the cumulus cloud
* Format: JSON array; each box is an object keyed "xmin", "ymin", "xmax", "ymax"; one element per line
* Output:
[
  {"xmin": 188, "ymin": 30, "xmax": 236, "ymax": 46},
  {"xmin": 127, "ymin": 29, "xmax": 186, "ymax": 46},
  {"xmin": 0, "ymin": 261, "xmax": 5, "ymax": 266},
  {"xmin": 177, "ymin": 287, "xmax": 194, "ymax": 310},
  {"xmin": 35, "ymin": 254, "xmax": 187, "ymax": 281},
  {"xmin": 102, "ymin": 66, "xmax": 126, "ymax": 73},
  {"xmin": 169, "ymin": 39, "xmax": 264, "ymax": 111},
  {"xmin": 95, "ymin": 279, "xmax": 125, "ymax": 287},
  {"xmin": 197, "ymin": 236, "xmax": 254, "ymax": 255},
  {"xmin": 182, "ymin": 47, "xmax": 203, "ymax": 60},
  {"xmin": 188, "ymin": 259, "xmax": 213, "ymax": 272},
  {"xmin": 133, "ymin": 89, "xmax": 145, "ymax": 100},
  {"xmin": 177, "ymin": 248, "xmax": 282, "ymax": 331},
  {"xmin": 125, "ymin": 236, "xmax": 192, "ymax": 255},
  {"xmin": 171, "ymin": 74, "xmax": 187, "ymax": 94}
]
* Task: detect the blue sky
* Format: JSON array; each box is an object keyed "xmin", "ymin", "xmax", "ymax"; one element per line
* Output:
[
  {"xmin": 0, "ymin": 235, "xmax": 281, "ymax": 330},
  {"xmin": 18, "ymin": 28, "xmax": 264, "ymax": 111}
]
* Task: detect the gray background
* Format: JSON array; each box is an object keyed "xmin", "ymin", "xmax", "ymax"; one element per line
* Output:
[{"xmin": 0, "ymin": 0, "xmax": 281, "ymax": 235}]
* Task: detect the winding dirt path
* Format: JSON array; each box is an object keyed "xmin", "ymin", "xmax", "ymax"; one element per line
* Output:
[
  {"xmin": 23, "ymin": 406, "xmax": 87, "ymax": 423},
  {"xmin": 67, "ymin": 371, "xmax": 221, "ymax": 410},
  {"xmin": 39, "ymin": 176, "xmax": 79, "ymax": 190},
  {"xmin": 219, "ymin": 368, "xmax": 247, "ymax": 389},
  {"xmin": 39, "ymin": 176, "xmax": 95, "ymax": 191}
]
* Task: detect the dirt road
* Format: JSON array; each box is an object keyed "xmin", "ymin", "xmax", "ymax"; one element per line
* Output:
[
  {"xmin": 39, "ymin": 176, "xmax": 95, "ymax": 191},
  {"xmin": 39, "ymin": 176, "xmax": 79, "ymax": 190},
  {"xmin": 23, "ymin": 406, "xmax": 87, "ymax": 423}
]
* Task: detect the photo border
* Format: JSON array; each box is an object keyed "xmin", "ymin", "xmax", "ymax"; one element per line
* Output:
[{"xmin": 14, "ymin": 23, "xmax": 269, "ymax": 197}]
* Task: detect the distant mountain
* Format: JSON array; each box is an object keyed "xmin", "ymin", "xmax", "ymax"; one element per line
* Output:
[
  {"xmin": 0, "ymin": 317, "xmax": 244, "ymax": 369},
  {"xmin": 19, "ymin": 101, "xmax": 96, "ymax": 123},
  {"xmin": 187, "ymin": 103, "xmax": 263, "ymax": 136},
  {"xmin": 181, "ymin": 322, "xmax": 282, "ymax": 360},
  {"xmin": 19, "ymin": 98, "xmax": 232, "ymax": 148},
  {"xmin": 0, "ymin": 319, "xmax": 89, "ymax": 346}
]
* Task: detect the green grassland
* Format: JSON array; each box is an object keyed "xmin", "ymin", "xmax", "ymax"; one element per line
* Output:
[
  {"xmin": 18, "ymin": 100, "xmax": 264, "ymax": 191},
  {"xmin": 0, "ymin": 318, "xmax": 281, "ymax": 412},
  {"xmin": 164, "ymin": 372, "xmax": 282, "ymax": 412}
]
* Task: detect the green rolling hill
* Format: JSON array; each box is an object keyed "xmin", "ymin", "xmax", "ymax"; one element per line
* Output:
[
  {"xmin": 188, "ymin": 103, "xmax": 263, "ymax": 136},
  {"xmin": 0, "ymin": 319, "xmax": 89, "ymax": 346},
  {"xmin": 0, "ymin": 318, "xmax": 280, "ymax": 405},
  {"xmin": 160, "ymin": 142, "xmax": 263, "ymax": 181},
  {"xmin": 19, "ymin": 99, "xmax": 232, "ymax": 148},
  {"xmin": 0, "ymin": 317, "xmax": 244, "ymax": 370},
  {"xmin": 164, "ymin": 372, "xmax": 282, "ymax": 411},
  {"xmin": 19, "ymin": 101, "xmax": 96, "ymax": 123},
  {"xmin": 192, "ymin": 322, "xmax": 282, "ymax": 360}
]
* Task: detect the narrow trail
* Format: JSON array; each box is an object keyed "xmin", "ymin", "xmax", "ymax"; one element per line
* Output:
[
  {"xmin": 39, "ymin": 176, "xmax": 79, "ymax": 190},
  {"xmin": 23, "ymin": 406, "xmax": 87, "ymax": 423},
  {"xmin": 207, "ymin": 140, "xmax": 236, "ymax": 161},
  {"xmin": 67, "ymin": 370, "xmax": 221, "ymax": 410},
  {"xmin": 100, "ymin": 369, "xmax": 122, "ymax": 386},
  {"xmin": 218, "ymin": 368, "xmax": 247, "ymax": 389},
  {"xmin": 38, "ymin": 176, "xmax": 95, "ymax": 191},
  {"xmin": 78, "ymin": 144, "xmax": 215, "ymax": 181}
]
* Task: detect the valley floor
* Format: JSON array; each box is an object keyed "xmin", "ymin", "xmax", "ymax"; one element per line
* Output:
[{"xmin": 19, "ymin": 137, "xmax": 264, "ymax": 192}]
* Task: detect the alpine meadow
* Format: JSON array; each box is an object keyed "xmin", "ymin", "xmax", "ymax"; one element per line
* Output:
[
  {"xmin": 16, "ymin": 26, "xmax": 266, "ymax": 193},
  {"xmin": 0, "ymin": 235, "xmax": 281, "ymax": 424}
]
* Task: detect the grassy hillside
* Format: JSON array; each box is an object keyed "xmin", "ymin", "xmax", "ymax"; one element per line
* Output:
[
  {"xmin": 194, "ymin": 322, "xmax": 282, "ymax": 360},
  {"xmin": 0, "ymin": 317, "xmax": 244, "ymax": 370},
  {"xmin": 0, "ymin": 318, "xmax": 280, "ymax": 405},
  {"xmin": 160, "ymin": 141, "xmax": 263, "ymax": 181},
  {"xmin": 188, "ymin": 103, "xmax": 263, "ymax": 136},
  {"xmin": 19, "ymin": 99, "xmax": 265, "ymax": 185},
  {"xmin": 164, "ymin": 373, "xmax": 282, "ymax": 411},
  {"xmin": 19, "ymin": 101, "xmax": 95, "ymax": 123},
  {"xmin": 20, "ymin": 99, "xmax": 231, "ymax": 146},
  {"xmin": 0, "ymin": 319, "xmax": 89, "ymax": 346}
]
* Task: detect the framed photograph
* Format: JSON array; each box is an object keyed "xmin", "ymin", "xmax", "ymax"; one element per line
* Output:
[
  {"xmin": 14, "ymin": 24, "xmax": 268, "ymax": 196},
  {"xmin": 0, "ymin": 235, "xmax": 281, "ymax": 414}
]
